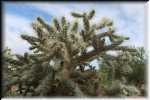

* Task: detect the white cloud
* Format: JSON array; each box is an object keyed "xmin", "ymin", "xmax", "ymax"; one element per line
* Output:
[
  {"xmin": 28, "ymin": 3, "xmax": 75, "ymax": 21},
  {"xmin": 118, "ymin": 3, "xmax": 146, "ymax": 47},
  {"xmin": 3, "ymin": 13, "xmax": 34, "ymax": 54}
]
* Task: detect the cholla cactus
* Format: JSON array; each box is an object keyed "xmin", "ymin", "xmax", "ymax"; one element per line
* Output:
[
  {"xmin": 98, "ymin": 47, "xmax": 146, "ymax": 97},
  {"xmin": 3, "ymin": 10, "xmax": 136, "ymax": 97}
]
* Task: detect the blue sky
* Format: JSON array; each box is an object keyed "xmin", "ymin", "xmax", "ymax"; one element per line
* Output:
[{"xmin": 3, "ymin": 2, "xmax": 147, "ymax": 67}]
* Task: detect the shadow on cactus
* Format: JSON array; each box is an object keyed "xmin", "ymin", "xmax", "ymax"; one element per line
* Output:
[{"xmin": 2, "ymin": 10, "xmax": 146, "ymax": 97}]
